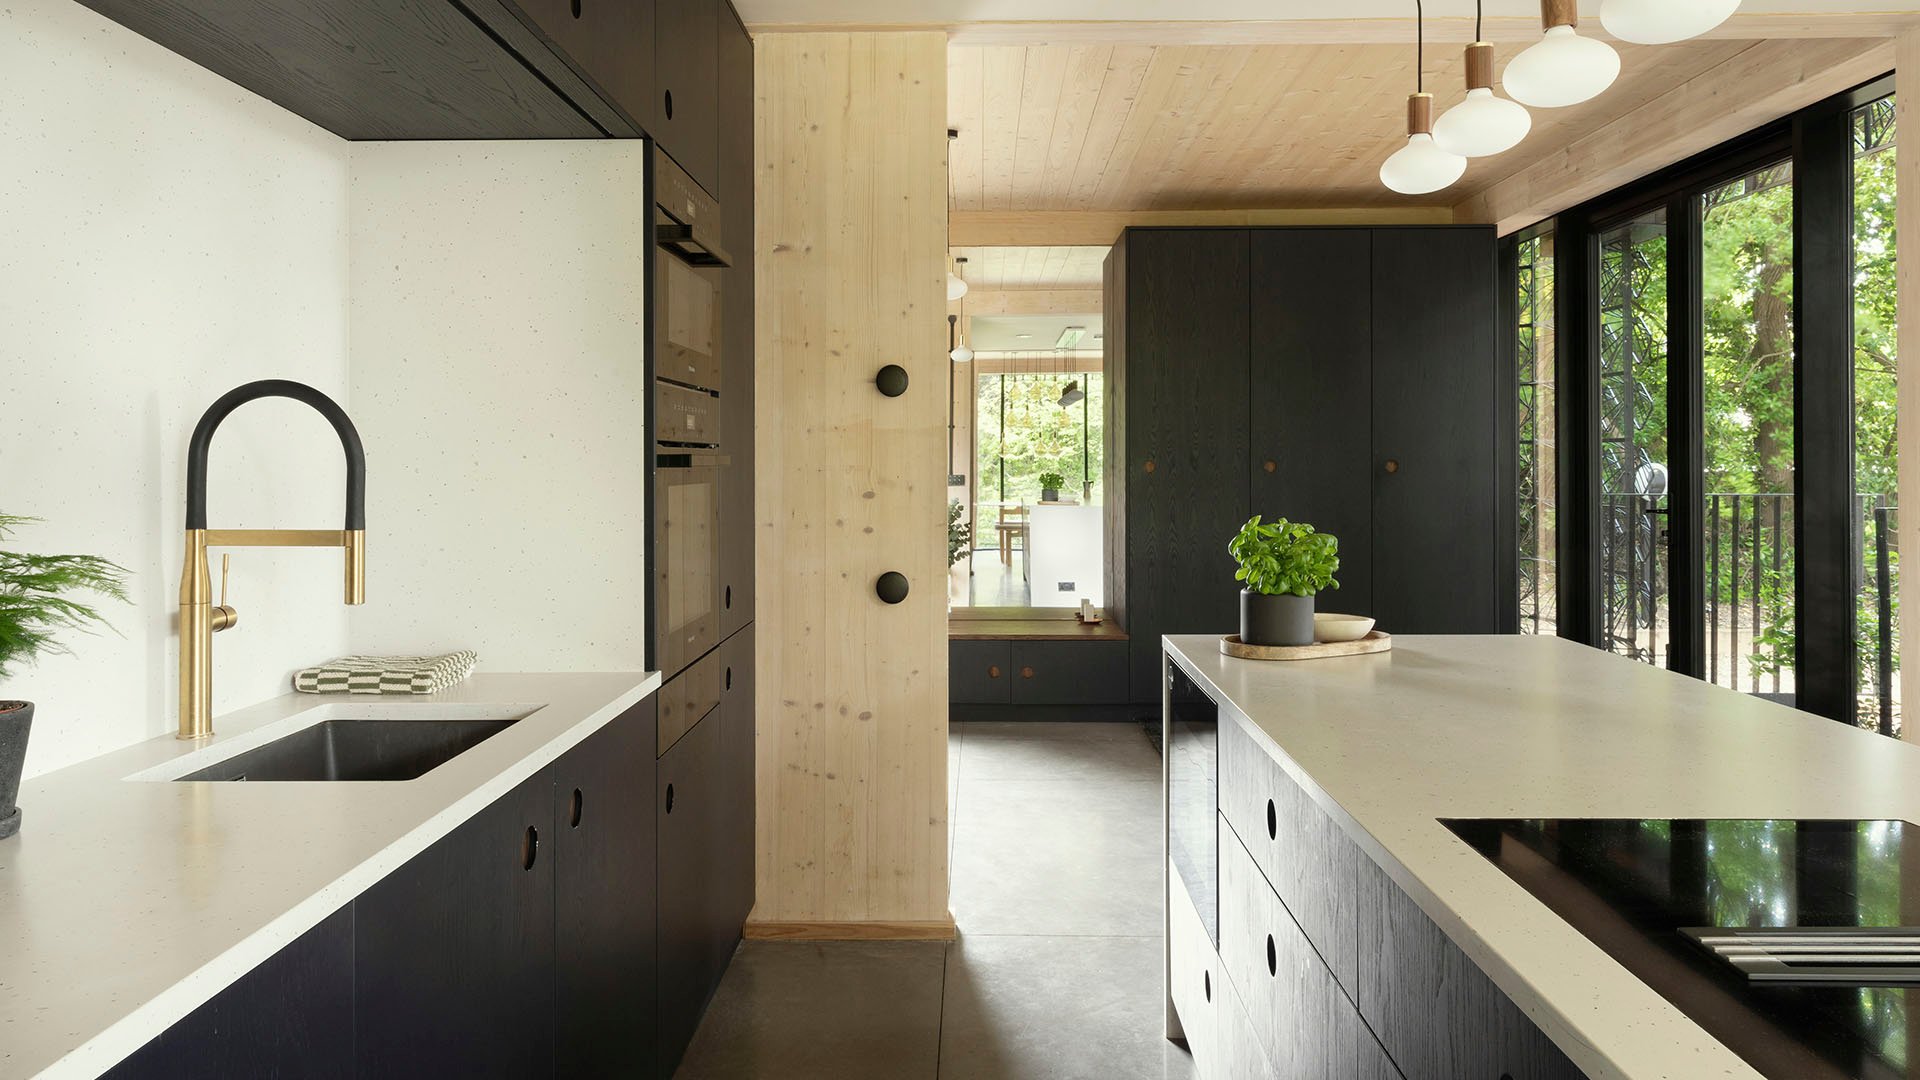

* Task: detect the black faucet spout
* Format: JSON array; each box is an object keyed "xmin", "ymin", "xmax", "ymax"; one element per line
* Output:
[{"xmin": 184, "ymin": 380, "xmax": 365, "ymax": 530}]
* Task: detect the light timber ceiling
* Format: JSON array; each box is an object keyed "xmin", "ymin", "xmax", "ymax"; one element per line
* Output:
[
  {"xmin": 952, "ymin": 245, "xmax": 1109, "ymax": 289},
  {"xmin": 946, "ymin": 37, "xmax": 1774, "ymax": 212}
]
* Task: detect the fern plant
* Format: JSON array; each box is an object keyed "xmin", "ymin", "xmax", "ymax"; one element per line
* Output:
[{"xmin": 0, "ymin": 515, "xmax": 131, "ymax": 685}]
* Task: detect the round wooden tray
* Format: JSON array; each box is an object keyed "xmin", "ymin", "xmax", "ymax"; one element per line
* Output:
[{"xmin": 1220, "ymin": 631, "xmax": 1392, "ymax": 661}]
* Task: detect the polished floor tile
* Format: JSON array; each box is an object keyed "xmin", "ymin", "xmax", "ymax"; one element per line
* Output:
[
  {"xmin": 950, "ymin": 777, "xmax": 1164, "ymax": 937},
  {"xmin": 955, "ymin": 721, "xmax": 1160, "ymax": 783},
  {"xmin": 939, "ymin": 933, "xmax": 1197, "ymax": 1080},
  {"xmin": 675, "ymin": 941, "xmax": 946, "ymax": 1080}
]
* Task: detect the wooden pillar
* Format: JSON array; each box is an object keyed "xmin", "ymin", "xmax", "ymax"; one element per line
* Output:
[
  {"xmin": 751, "ymin": 32, "xmax": 954, "ymax": 935},
  {"xmin": 1898, "ymin": 35, "xmax": 1920, "ymax": 737}
]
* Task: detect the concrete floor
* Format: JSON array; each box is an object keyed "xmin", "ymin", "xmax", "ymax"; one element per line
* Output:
[{"xmin": 676, "ymin": 721, "xmax": 1197, "ymax": 1080}]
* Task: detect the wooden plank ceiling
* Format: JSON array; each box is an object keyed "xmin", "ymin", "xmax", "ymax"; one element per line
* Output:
[
  {"xmin": 946, "ymin": 38, "xmax": 1763, "ymax": 212},
  {"xmin": 950, "ymin": 245, "xmax": 1108, "ymax": 289}
]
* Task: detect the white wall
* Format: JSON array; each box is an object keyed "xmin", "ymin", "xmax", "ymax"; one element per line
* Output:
[
  {"xmin": 346, "ymin": 142, "xmax": 650, "ymax": 672},
  {"xmin": 0, "ymin": 0, "xmax": 353, "ymax": 778}
]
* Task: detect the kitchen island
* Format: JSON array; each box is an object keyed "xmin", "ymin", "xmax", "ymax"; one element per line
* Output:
[{"xmin": 1163, "ymin": 633, "xmax": 1920, "ymax": 1080}]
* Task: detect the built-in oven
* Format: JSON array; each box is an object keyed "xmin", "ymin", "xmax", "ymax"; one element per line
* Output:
[
  {"xmin": 655, "ymin": 452, "xmax": 721, "ymax": 679},
  {"xmin": 655, "ymin": 146, "xmax": 727, "ymax": 395},
  {"xmin": 1166, "ymin": 655, "xmax": 1219, "ymax": 947},
  {"xmin": 652, "ymin": 146, "xmax": 730, "ymax": 680}
]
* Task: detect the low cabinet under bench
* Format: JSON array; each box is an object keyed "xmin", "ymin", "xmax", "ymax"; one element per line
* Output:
[{"xmin": 1164, "ymin": 645, "xmax": 1585, "ymax": 1080}]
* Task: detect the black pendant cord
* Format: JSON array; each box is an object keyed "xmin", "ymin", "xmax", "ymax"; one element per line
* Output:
[
  {"xmin": 1415, "ymin": 0, "xmax": 1423, "ymax": 94},
  {"xmin": 1476, "ymin": 0, "xmax": 1483, "ymax": 44}
]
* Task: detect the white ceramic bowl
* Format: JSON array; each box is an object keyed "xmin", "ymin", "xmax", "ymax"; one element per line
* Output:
[{"xmin": 1314, "ymin": 613, "xmax": 1376, "ymax": 643}]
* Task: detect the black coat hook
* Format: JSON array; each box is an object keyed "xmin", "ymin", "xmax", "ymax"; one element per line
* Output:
[
  {"xmin": 876, "ymin": 365, "xmax": 909, "ymax": 397},
  {"xmin": 876, "ymin": 572, "xmax": 910, "ymax": 604}
]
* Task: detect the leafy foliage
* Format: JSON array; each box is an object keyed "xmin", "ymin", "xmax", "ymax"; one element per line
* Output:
[
  {"xmin": 975, "ymin": 373, "xmax": 1103, "ymax": 513},
  {"xmin": 1229, "ymin": 516, "xmax": 1339, "ymax": 598},
  {"xmin": 0, "ymin": 515, "xmax": 131, "ymax": 684},
  {"xmin": 948, "ymin": 500, "xmax": 972, "ymax": 567},
  {"xmin": 1036, "ymin": 471, "xmax": 1066, "ymax": 492}
]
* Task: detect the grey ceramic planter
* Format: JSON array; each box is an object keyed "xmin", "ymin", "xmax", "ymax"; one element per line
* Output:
[
  {"xmin": 1241, "ymin": 591, "xmax": 1315, "ymax": 648},
  {"xmin": 0, "ymin": 701, "xmax": 29, "ymax": 841}
]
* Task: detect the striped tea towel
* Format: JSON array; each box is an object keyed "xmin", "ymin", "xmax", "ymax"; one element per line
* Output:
[{"xmin": 294, "ymin": 651, "xmax": 478, "ymax": 695}]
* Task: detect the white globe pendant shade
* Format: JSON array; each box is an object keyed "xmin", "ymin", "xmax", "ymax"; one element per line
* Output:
[
  {"xmin": 947, "ymin": 273, "xmax": 969, "ymax": 301},
  {"xmin": 1434, "ymin": 88, "xmax": 1533, "ymax": 158},
  {"xmin": 950, "ymin": 343, "xmax": 974, "ymax": 363},
  {"xmin": 1601, "ymin": 0, "xmax": 1741, "ymax": 45},
  {"xmin": 1503, "ymin": 25, "xmax": 1620, "ymax": 108},
  {"xmin": 1380, "ymin": 133, "xmax": 1467, "ymax": 196}
]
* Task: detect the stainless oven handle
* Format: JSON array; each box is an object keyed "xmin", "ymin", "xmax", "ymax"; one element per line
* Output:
[
  {"xmin": 655, "ymin": 452, "xmax": 731, "ymax": 469},
  {"xmin": 657, "ymin": 224, "xmax": 733, "ymax": 269}
]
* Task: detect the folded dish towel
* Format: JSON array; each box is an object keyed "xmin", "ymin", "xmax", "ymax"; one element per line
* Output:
[{"xmin": 293, "ymin": 651, "xmax": 478, "ymax": 695}]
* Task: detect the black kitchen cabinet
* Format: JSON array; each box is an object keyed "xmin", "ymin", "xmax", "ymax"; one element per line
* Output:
[
  {"xmin": 1105, "ymin": 229, "xmax": 1253, "ymax": 703},
  {"xmin": 1370, "ymin": 228, "xmax": 1499, "ymax": 634},
  {"xmin": 950, "ymin": 640, "xmax": 1012, "ymax": 704},
  {"xmin": 656, "ymin": 701, "xmax": 733, "ymax": 1077},
  {"xmin": 1357, "ymin": 858, "xmax": 1585, "ymax": 1080},
  {"xmin": 73, "ymin": 0, "xmax": 630, "ymax": 140},
  {"xmin": 355, "ymin": 765, "xmax": 558, "ymax": 1078},
  {"xmin": 718, "ymin": 626, "xmax": 758, "ymax": 937},
  {"xmin": 104, "ymin": 907, "xmax": 354, "ymax": 1079},
  {"xmin": 1250, "ymin": 229, "xmax": 1376, "ymax": 619},
  {"xmin": 555, "ymin": 697, "xmax": 660, "ymax": 1078},
  {"xmin": 1010, "ymin": 640, "xmax": 1130, "ymax": 705},
  {"xmin": 717, "ymin": 4, "xmax": 756, "ymax": 638},
  {"xmin": 655, "ymin": 0, "xmax": 721, "ymax": 194},
  {"xmin": 1106, "ymin": 226, "xmax": 1498, "ymax": 703},
  {"xmin": 506, "ymin": 0, "xmax": 657, "ymax": 132}
]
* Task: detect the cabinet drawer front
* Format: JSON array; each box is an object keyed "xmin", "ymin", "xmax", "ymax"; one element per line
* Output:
[
  {"xmin": 1168, "ymin": 861, "xmax": 1222, "ymax": 1076},
  {"xmin": 1219, "ymin": 817, "xmax": 1355, "ymax": 1079},
  {"xmin": 950, "ymin": 641, "xmax": 1013, "ymax": 704},
  {"xmin": 1218, "ymin": 978, "xmax": 1277, "ymax": 1080},
  {"xmin": 1359, "ymin": 1021, "xmax": 1403, "ymax": 1080},
  {"xmin": 659, "ymin": 648, "xmax": 724, "ymax": 756},
  {"xmin": 1357, "ymin": 859, "xmax": 1586, "ymax": 1080},
  {"xmin": 1010, "ymin": 640, "xmax": 1130, "ymax": 704},
  {"xmin": 1219, "ymin": 716, "xmax": 1358, "ymax": 992}
]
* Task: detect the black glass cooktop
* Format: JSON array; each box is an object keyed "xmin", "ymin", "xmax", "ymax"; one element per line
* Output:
[{"xmin": 1444, "ymin": 818, "xmax": 1920, "ymax": 1080}]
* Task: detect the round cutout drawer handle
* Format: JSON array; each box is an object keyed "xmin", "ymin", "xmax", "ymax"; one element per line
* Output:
[
  {"xmin": 1267, "ymin": 934, "xmax": 1278, "ymax": 977},
  {"xmin": 569, "ymin": 788, "xmax": 584, "ymax": 829},
  {"xmin": 1267, "ymin": 799, "xmax": 1278, "ymax": 841},
  {"xmin": 1143, "ymin": 460, "xmax": 1157, "ymax": 474},
  {"xmin": 522, "ymin": 826, "xmax": 539, "ymax": 871},
  {"xmin": 1384, "ymin": 459, "xmax": 1400, "ymax": 474},
  {"xmin": 1263, "ymin": 460, "xmax": 1277, "ymax": 473},
  {"xmin": 988, "ymin": 665, "xmax": 1002, "ymax": 679},
  {"xmin": 1021, "ymin": 666, "xmax": 1035, "ymax": 679}
]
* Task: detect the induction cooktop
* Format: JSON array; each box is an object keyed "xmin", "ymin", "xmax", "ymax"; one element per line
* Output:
[{"xmin": 1444, "ymin": 818, "xmax": 1920, "ymax": 1080}]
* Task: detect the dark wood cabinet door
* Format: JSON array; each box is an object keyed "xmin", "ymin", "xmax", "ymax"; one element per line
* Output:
[
  {"xmin": 949, "ymin": 641, "xmax": 1013, "ymax": 704},
  {"xmin": 555, "ymin": 697, "xmax": 660, "ymax": 1078},
  {"xmin": 1119, "ymin": 229, "xmax": 1252, "ymax": 701},
  {"xmin": 718, "ymin": 626, "xmax": 757, "ymax": 937},
  {"xmin": 655, "ymin": 703, "xmax": 730, "ymax": 1075},
  {"xmin": 355, "ymin": 768, "xmax": 557, "ymax": 1079},
  {"xmin": 654, "ymin": 0, "xmax": 720, "ymax": 194},
  {"xmin": 1357, "ymin": 859, "xmax": 1586, "ymax": 1080},
  {"xmin": 106, "ymin": 906, "xmax": 354, "ymax": 1079},
  {"xmin": 717, "ymin": 5, "xmax": 755, "ymax": 637},
  {"xmin": 509, "ymin": 0, "xmax": 656, "ymax": 131},
  {"xmin": 1010, "ymin": 641, "xmax": 1130, "ymax": 705},
  {"xmin": 1251, "ymin": 229, "xmax": 1376, "ymax": 618},
  {"xmin": 1370, "ymin": 228, "xmax": 1499, "ymax": 634}
]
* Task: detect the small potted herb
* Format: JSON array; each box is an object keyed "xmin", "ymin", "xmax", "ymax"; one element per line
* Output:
[
  {"xmin": 1228, "ymin": 516, "xmax": 1338, "ymax": 647},
  {"xmin": 1037, "ymin": 471, "xmax": 1066, "ymax": 503},
  {"xmin": 0, "ymin": 515, "xmax": 130, "ymax": 840}
]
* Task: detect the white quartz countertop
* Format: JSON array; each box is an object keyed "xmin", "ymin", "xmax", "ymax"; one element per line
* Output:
[
  {"xmin": 0, "ymin": 670, "xmax": 660, "ymax": 1079},
  {"xmin": 1164, "ymin": 633, "xmax": 1920, "ymax": 1080}
]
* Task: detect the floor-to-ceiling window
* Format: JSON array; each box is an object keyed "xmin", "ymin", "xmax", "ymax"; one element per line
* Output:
[
  {"xmin": 1516, "ymin": 231, "xmax": 1559, "ymax": 636},
  {"xmin": 1852, "ymin": 92, "xmax": 1901, "ymax": 735},
  {"xmin": 1524, "ymin": 73, "xmax": 1899, "ymax": 732}
]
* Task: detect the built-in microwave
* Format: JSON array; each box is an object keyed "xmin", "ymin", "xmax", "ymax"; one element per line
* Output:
[{"xmin": 655, "ymin": 147, "xmax": 727, "ymax": 395}]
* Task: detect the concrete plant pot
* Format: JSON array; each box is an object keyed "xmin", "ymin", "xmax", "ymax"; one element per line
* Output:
[
  {"xmin": 1240, "ymin": 591, "xmax": 1315, "ymax": 648},
  {"xmin": 0, "ymin": 701, "xmax": 30, "ymax": 841}
]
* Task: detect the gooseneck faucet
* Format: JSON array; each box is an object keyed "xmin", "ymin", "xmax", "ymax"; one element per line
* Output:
[{"xmin": 179, "ymin": 380, "xmax": 366, "ymax": 740}]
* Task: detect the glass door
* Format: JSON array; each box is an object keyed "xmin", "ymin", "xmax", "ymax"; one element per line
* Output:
[{"xmin": 1597, "ymin": 210, "xmax": 1672, "ymax": 668}]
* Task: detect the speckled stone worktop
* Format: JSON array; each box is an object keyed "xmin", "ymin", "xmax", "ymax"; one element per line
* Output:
[
  {"xmin": 0, "ymin": 671, "xmax": 659, "ymax": 1079},
  {"xmin": 1165, "ymin": 633, "xmax": 1920, "ymax": 1080}
]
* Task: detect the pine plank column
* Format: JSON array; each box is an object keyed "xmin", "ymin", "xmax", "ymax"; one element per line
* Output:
[{"xmin": 751, "ymin": 31, "xmax": 955, "ymax": 938}]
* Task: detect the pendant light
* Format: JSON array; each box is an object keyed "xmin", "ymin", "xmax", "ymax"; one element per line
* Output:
[
  {"xmin": 1380, "ymin": 1, "xmax": 1466, "ymax": 196},
  {"xmin": 1502, "ymin": 0, "xmax": 1620, "ymax": 109},
  {"xmin": 1601, "ymin": 0, "xmax": 1741, "ymax": 45},
  {"xmin": 1058, "ymin": 380, "xmax": 1085, "ymax": 408},
  {"xmin": 1432, "ymin": 2, "xmax": 1531, "ymax": 158},
  {"xmin": 950, "ymin": 269, "xmax": 974, "ymax": 363}
]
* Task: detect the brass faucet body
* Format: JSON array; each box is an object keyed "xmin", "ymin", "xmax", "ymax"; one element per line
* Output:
[{"xmin": 177, "ymin": 528, "xmax": 365, "ymax": 740}]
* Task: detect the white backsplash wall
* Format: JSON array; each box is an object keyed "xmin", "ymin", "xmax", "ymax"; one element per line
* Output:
[
  {"xmin": 0, "ymin": 0, "xmax": 353, "ymax": 777},
  {"xmin": 346, "ymin": 142, "xmax": 650, "ymax": 671}
]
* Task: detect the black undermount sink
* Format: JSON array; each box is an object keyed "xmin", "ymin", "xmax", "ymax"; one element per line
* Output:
[{"xmin": 176, "ymin": 718, "xmax": 520, "ymax": 782}]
